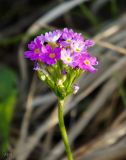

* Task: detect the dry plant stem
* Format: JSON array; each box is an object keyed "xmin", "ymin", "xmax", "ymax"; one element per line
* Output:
[
  {"xmin": 94, "ymin": 40, "xmax": 126, "ymax": 55},
  {"xmin": 58, "ymin": 99, "xmax": 73, "ymax": 160}
]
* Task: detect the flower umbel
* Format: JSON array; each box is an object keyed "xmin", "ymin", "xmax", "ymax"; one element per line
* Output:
[{"xmin": 24, "ymin": 28, "xmax": 98, "ymax": 98}]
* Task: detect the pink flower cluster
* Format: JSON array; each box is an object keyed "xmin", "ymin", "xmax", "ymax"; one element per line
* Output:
[{"xmin": 25, "ymin": 28, "xmax": 98, "ymax": 72}]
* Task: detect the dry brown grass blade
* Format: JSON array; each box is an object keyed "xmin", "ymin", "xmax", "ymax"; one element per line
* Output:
[
  {"xmin": 93, "ymin": 13, "xmax": 126, "ymax": 40},
  {"xmin": 94, "ymin": 40, "xmax": 126, "ymax": 55},
  {"xmin": 15, "ymin": 75, "xmax": 36, "ymax": 157},
  {"xmin": 75, "ymin": 123, "xmax": 126, "ymax": 160},
  {"xmin": 15, "ymin": 107, "xmax": 58, "ymax": 160},
  {"xmin": 81, "ymin": 140, "xmax": 126, "ymax": 160},
  {"xmin": 14, "ymin": 97, "xmax": 73, "ymax": 160},
  {"xmin": 91, "ymin": 0, "xmax": 111, "ymax": 13}
]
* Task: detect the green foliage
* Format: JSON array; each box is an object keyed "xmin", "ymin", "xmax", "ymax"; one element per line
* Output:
[
  {"xmin": 38, "ymin": 61, "xmax": 83, "ymax": 100},
  {"xmin": 0, "ymin": 67, "xmax": 18, "ymax": 153},
  {"xmin": 0, "ymin": 34, "xmax": 24, "ymax": 46},
  {"xmin": 0, "ymin": 28, "xmax": 52, "ymax": 46},
  {"xmin": 80, "ymin": 4, "xmax": 100, "ymax": 30},
  {"xmin": 111, "ymin": 0, "xmax": 118, "ymax": 17}
]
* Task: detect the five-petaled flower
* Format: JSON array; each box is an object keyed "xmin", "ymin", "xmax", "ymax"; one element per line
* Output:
[{"xmin": 79, "ymin": 53, "xmax": 98, "ymax": 73}]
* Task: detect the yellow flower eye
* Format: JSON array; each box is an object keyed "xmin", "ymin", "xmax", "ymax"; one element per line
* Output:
[
  {"xmin": 48, "ymin": 42, "xmax": 57, "ymax": 48},
  {"xmin": 66, "ymin": 39, "xmax": 71, "ymax": 42},
  {"xmin": 76, "ymin": 48, "xmax": 80, "ymax": 52},
  {"xmin": 84, "ymin": 60, "xmax": 90, "ymax": 65},
  {"xmin": 66, "ymin": 57, "xmax": 71, "ymax": 62},
  {"xmin": 34, "ymin": 48, "xmax": 40, "ymax": 53},
  {"xmin": 49, "ymin": 53, "xmax": 55, "ymax": 58}
]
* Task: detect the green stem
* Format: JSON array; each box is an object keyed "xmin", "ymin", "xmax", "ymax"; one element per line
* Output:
[{"xmin": 58, "ymin": 99, "xmax": 73, "ymax": 160}]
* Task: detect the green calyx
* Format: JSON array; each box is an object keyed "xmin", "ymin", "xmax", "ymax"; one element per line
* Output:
[{"xmin": 37, "ymin": 61, "xmax": 83, "ymax": 99}]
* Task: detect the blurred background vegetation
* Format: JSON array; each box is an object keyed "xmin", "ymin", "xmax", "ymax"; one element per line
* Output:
[{"xmin": 0, "ymin": 0, "xmax": 126, "ymax": 160}]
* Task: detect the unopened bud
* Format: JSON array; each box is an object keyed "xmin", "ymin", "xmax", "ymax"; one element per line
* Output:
[{"xmin": 73, "ymin": 84, "xmax": 79, "ymax": 94}]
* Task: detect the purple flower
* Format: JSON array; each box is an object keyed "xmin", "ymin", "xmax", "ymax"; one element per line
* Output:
[
  {"xmin": 71, "ymin": 40, "xmax": 86, "ymax": 53},
  {"xmin": 60, "ymin": 33, "xmax": 73, "ymax": 47},
  {"xmin": 60, "ymin": 28, "xmax": 74, "ymax": 46},
  {"xmin": 24, "ymin": 36, "xmax": 44, "ymax": 61},
  {"xmin": 85, "ymin": 39, "xmax": 95, "ymax": 48},
  {"xmin": 73, "ymin": 84, "xmax": 79, "ymax": 94},
  {"xmin": 44, "ymin": 30, "xmax": 61, "ymax": 43},
  {"xmin": 33, "ymin": 62, "xmax": 41, "ymax": 71},
  {"xmin": 78, "ymin": 54, "xmax": 98, "ymax": 73},
  {"xmin": 62, "ymin": 70, "xmax": 67, "ymax": 75},
  {"xmin": 41, "ymin": 45, "xmax": 61, "ymax": 65},
  {"xmin": 60, "ymin": 28, "xmax": 84, "ymax": 47},
  {"xmin": 73, "ymin": 32, "xmax": 84, "ymax": 41},
  {"xmin": 61, "ymin": 49, "xmax": 79, "ymax": 67},
  {"xmin": 62, "ymin": 28, "xmax": 74, "ymax": 36}
]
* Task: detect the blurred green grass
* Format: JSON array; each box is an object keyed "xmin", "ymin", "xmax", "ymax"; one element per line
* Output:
[{"xmin": 0, "ymin": 67, "xmax": 18, "ymax": 152}]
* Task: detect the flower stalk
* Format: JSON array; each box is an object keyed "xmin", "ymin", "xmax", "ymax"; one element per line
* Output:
[
  {"xmin": 58, "ymin": 99, "xmax": 73, "ymax": 160},
  {"xmin": 24, "ymin": 28, "xmax": 98, "ymax": 159}
]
